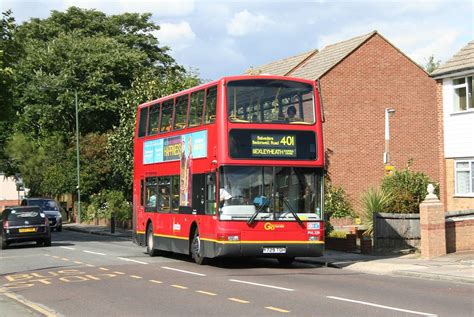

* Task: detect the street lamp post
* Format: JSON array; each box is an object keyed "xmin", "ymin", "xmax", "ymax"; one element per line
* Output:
[
  {"xmin": 74, "ymin": 90, "xmax": 81, "ymax": 223},
  {"xmin": 42, "ymin": 86, "xmax": 81, "ymax": 223},
  {"xmin": 384, "ymin": 108, "xmax": 396, "ymax": 165}
]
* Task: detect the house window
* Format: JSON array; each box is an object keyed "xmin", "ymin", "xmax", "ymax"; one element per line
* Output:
[
  {"xmin": 453, "ymin": 76, "xmax": 473, "ymax": 112},
  {"xmin": 455, "ymin": 159, "xmax": 474, "ymax": 195}
]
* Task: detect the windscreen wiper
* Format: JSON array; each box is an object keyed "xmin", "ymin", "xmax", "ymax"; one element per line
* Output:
[
  {"xmin": 282, "ymin": 198, "xmax": 304, "ymax": 227},
  {"xmin": 247, "ymin": 196, "xmax": 271, "ymax": 226}
]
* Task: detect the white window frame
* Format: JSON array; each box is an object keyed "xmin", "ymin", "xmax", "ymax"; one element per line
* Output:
[
  {"xmin": 452, "ymin": 76, "xmax": 473, "ymax": 113},
  {"xmin": 454, "ymin": 159, "xmax": 474, "ymax": 197}
]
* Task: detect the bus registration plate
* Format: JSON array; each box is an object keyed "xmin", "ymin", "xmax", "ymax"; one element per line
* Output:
[{"xmin": 263, "ymin": 247, "xmax": 286, "ymax": 254}]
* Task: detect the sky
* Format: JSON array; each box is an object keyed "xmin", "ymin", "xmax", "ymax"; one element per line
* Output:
[{"xmin": 3, "ymin": 0, "xmax": 473, "ymax": 80}]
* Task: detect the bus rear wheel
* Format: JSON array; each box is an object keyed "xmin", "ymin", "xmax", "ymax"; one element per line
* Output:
[
  {"xmin": 147, "ymin": 225, "xmax": 159, "ymax": 257},
  {"xmin": 191, "ymin": 229, "xmax": 207, "ymax": 265}
]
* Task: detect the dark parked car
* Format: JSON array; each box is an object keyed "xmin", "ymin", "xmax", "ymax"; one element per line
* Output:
[
  {"xmin": 21, "ymin": 198, "xmax": 63, "ymax": 231},
  {"xmin": 1, "ymin": 206, "xmax": 51, "ymax": 249}
]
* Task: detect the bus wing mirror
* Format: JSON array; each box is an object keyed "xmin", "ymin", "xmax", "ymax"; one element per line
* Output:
[{"xmin": 207, "ymin": 174, "xmax": 215, "ymax": 184}]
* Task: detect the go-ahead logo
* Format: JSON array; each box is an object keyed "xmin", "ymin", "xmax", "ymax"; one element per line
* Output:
[{"xmin": 264, "ymin": 222, "xmax": 285, "ymax": 231}]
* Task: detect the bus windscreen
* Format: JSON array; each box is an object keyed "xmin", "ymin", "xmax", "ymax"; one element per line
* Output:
[{"xmin": 227, "ymin": 79, "xmax": 315, "ymax": 124}]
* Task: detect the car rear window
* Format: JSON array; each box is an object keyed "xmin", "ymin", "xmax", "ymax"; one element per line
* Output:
[
  {"xmin": 6, "ymin": 209, "xmax": 43, "ymax": 221},
  {"xmin": 28, "ymin": 199, "xmax": 59, "ymax": 211}
]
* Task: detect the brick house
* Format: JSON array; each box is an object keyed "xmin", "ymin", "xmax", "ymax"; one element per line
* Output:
[
  {"xmin": 247, "ymin": 31, "xmax": 440, "ymax": 211},
  {"xmin": 432, "ymin": 41, "xmax": 474, "ymax": 212},
  {"xmin": 0, "ymin": 173, "xmax": 26, "ymax": 211}
]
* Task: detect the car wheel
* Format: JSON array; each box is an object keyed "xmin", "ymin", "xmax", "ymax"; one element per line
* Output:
[
  {"xmin": 146, "ymin": 224, "xmax": 159, "ymax": 257},
  {"xmin": 57, "ymin": 226, "xmax": 62, "ymax": 232},
  {"xmin": 277, "ymin": 257, "xmax": 295, "ymax": 266},
  {"xmin": 190, "ymin": 229, "xmax": 207, "ymax": 265},
  {"xmin": 44, "ymin": 238, "xmax": 51, "ymax": 247}
]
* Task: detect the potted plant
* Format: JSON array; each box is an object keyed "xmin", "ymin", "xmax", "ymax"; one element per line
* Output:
[{"xmin": 360, "ymin": 187, "xmax": 391, "ymax": 254}]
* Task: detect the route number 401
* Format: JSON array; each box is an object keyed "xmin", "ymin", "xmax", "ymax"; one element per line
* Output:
[{"xmin": 279, "ymin": 136, "xmax": 295, "ymax": 146}]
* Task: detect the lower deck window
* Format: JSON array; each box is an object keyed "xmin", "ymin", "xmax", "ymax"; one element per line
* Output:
[{"xmin": 455, "ymin": 159, "xmax": 474, "ymax": 195}]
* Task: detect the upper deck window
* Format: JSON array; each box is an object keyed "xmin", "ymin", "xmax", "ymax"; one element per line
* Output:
[
  {"xmin": 147, "ymin": 103, "xmax": 160, "ymax": 135},
  {"xmin": 205, "ymin": 86, "xmax": 217, "ymax": 124},
  {"xmin": 138, "ymin": 107, "xmax": 148, "ymax": 137},
  {"xmin": 227, "ymin": 79, "xmax": 315, "ymax": 124},
  {"xmin": 160, "ymin": 99, "xmax": 174, "ymax": 133},
  {"xmin": 174, "ymin": 95, "xmax": 189, "ymax": 130},
  {"xmin": 189, "ymin": 90, "xmax": 204, "ymax": 127}
]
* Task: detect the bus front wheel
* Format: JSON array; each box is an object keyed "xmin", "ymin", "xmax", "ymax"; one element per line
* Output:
[
  {"xmin": 191, "ymin": 229, "xmax": 207, "ymax": 265},
  {"xmin": 147, "ymin": 225, "xmax": 159, "ymax": 257}
]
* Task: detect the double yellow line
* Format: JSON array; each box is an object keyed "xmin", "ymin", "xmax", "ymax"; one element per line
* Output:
[{"xmin": 0, "ymin": 289, "xmax": 58, "ymax": 317}]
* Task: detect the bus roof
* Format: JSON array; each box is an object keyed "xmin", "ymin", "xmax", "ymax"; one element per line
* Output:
[{"xmin": 137, "ymin": 75, "xmax": 316, "ymax": 109}]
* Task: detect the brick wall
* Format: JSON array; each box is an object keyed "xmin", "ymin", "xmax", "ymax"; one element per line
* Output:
[
  {"xmin": 320, "ymin": 34, "xmax": 439, "ymax": 211},
  {"xmin": 446, "ymin": 218, "xmax": 474, "ymax": 253}
]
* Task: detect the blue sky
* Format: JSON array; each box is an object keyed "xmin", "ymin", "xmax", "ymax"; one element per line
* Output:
[{"xmin": 3, "ymin": 0, "xmax": 473, "ymax": 80}]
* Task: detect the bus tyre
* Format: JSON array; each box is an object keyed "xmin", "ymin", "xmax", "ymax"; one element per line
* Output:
[
  {"xmin": 191, "ymin": 229, "xmax": 207, "ymax": 265},
  {"xmin": 147, "ymin": 225, "xmax": 159, "ymax": 257},
  {"xmin": 277, "ymin": 257, "xmax": 295, "ymax": 266}
]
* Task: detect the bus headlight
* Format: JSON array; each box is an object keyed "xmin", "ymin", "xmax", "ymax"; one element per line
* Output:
[
  {"xmin": 228, "ymin": 235, "xmax": 240, "ymax": 241},
  {"xmin": 308, "ymin": 236, "xmax": 318, "ymax": 241}
]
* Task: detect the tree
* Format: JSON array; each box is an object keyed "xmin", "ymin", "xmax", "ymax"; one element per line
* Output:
[
  {"xmin": 423, "ymin": 55, "xmax": 441, "ymax": 74},
  {"xmin": 5, "ymin": 7, "xmax": 199, "ymax": 200},
  {"xmin": 107, "ymin": 68, "xmax": 200, "ymax": 195},
  {"xmin": 11, "ymin": 6, "xmax": 183, "ymax": 139},
  {"xmin": 0, "ymin": 10, "xmax": 21, "ymax": 173},
  {"xmin": 6, "ymin": 133, "xmax": 75, "ymax": 196}
]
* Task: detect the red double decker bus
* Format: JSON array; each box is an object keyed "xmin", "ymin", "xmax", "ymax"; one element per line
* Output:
[{"xmin": 133, "ymin": 75, "xmax": 325, "ymax": 265}]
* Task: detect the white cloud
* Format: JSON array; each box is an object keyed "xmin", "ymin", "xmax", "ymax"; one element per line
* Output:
[
  {"xmin": 62, "ymin": 0, "xmax": 195, "ymax": 17},
  {"xmin": 317, "ymin": 22, "xmax": 463, "ymax": 64},
  {"xmin": 155, "ymin": 21, "xmax": 196, "ymax": 51},
  {"xmin": 226, "ymin": 10, "xmax": 273, "ymax": 36}
]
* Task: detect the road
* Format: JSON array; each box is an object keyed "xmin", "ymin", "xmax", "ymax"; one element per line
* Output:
[{"xmin": 0, "ymin": 230, "xmax": 472, "ymax": 317}]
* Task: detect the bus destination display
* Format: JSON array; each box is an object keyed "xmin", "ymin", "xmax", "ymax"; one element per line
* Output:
[{"xmin": 251, "ymin": 134, "xmax": 297, "ymax": 158}]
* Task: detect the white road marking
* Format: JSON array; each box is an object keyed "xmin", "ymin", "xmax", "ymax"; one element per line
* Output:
[
  {"xmin": 83, "ymin": 250, "xmax": 106, "ymax": 256},
  {"xmin": 117, "ymin": 257, "xmax": 148, "ymax": 265},
  {"xmin": 130, "ymin": 275, "xmax": 142, "ymax": 279},
  {"xmin": 265, "ymin": 306, "xmax": 290, "ymax": 313},
  {"xmin": 60, "ymin": 246, "xmax": 75, "ymax": 250},
  {"xmin": 228, "ymin": 298, "xmax": 249, "ymax": 304},
  {"xmin": 327, "ymin": 296, "xmax": 437, "ymax": 316},
  {"xmin": 161, "ymin": 266, "xmax": 206, "ymax": 276},
  {"xmin": 196, "ymin": 290, "xmax": 217, "ymax": 296},
  {"xmin": 171, "ymin": 284, "xmax": 188, "ymax": 289},
  {"xmin": 229, "ymin": 279, "xmax": 294, "ymax": 292},
  {"xmin": 149, "ymin": 280, "xmax": 163, "ymax": 284}
]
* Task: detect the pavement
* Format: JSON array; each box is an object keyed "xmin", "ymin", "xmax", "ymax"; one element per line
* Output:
[{"xmin": 63, "ymin": 223, "xmax": 474, "ymax": 285}]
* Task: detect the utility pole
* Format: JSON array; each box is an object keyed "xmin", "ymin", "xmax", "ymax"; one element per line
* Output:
[{"xmin": 75, "ymin": 90, "xmax": 81, "ymax": 223}]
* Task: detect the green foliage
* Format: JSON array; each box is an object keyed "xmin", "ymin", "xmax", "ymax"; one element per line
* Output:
[
  {"xmin": 324, "ymin": 183, "xmax": 354, "ymax": 219},
  {"xmin": 6, "ymin": 132, "xmax": 75, "ymax": 196},
  {"xmin": 0, "ymin": 10, "xmax": 21, "ymax": 173},
  {"xmin": 79, "ymin": 133, "xmax": 112, "ymax": 198},
  {"xmin": 82, "ymin": 190, "xmax": 131, "ymax": 222},
  {"xmin": 381, "ymin": 165, "xmax": 439, "ymax": 213},
  {"xmin": 3, "ymin": 7, "xmax": 201, "ymax": 206},
  {"xmin": 107, "ymin": 68, "xmax": 201, "ymax": 194},
  {"xmin": 328, "ymin": 230, "xmax": 347, "ymax": 238},
  {"xmin": 422, "ymin": 55, "xmax": 441, "ymax": 74},
  {"xmin": 361, "ymin": 187, "xmax": 392, "ymax": 237}
]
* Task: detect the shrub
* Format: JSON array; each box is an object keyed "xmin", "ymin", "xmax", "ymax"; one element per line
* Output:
[
  {"xmin": 360, "ymin": 187, "xmax": 392, "ymax": 237},
  {"xmin": 325, "ymin": 184, "xmax": 354, "ymax": 219},
  {"xmin": 83, "ymin": 190, "xmax": 131, "ymax": 222},
  {"xmin": 328, "ymin": 230, "xmax": 347, "ymax": 238},
  {"xmin": 381, "ymin": 165, "xmax": 439, "ymax": 213}
]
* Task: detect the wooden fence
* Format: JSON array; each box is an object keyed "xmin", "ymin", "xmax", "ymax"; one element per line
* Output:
[{"xmin": 373, "ymin": 212, "xmax": 420, "ymax": 250}]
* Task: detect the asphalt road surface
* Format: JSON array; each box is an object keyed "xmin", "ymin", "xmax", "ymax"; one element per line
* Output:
[{"xmin": 0, "ymin": 230, "xmax": 472, "ymax": 317}]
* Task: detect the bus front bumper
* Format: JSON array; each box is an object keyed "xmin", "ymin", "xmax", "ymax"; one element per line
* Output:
[{"xmin": 202, "ymin": 240, "xmax": 324, "ymax": 258}]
